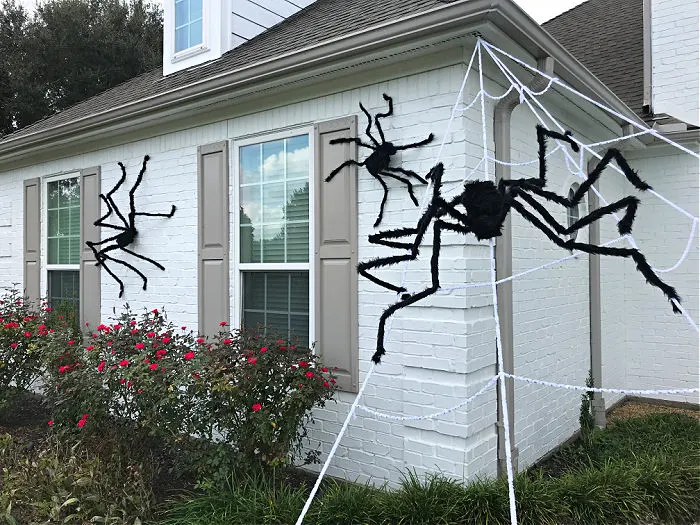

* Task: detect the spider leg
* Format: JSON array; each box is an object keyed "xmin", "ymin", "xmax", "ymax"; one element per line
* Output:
[
  {"xmin": 120, "ymin": 246, "xmax": 166, "ymax": 271},
  {"xmin": 86, "ymin": 232, "xmax": 125, "ymax": 248},
  {"xmin": 134, "ymin": 205, "xmax": 177, "ymax": 218},
  {"xmin": 511, "ymin": 200, "xmax": 681, "ymax": 313},
  {"xmin": 380, "ymin": 171, "xmax": 419, "ymax": 207},
  {"xmin": 326, "ymin": 159, "xmax": 365, "ymax": 182},
  {"xmin": 128, "ymin": 155, "xmax": 150, "ymax": 227},
  {"xmin": 373, "ymin": 219, "xmax": 461, "ymax": 363},
  {"xmin": 359, "ymin": 228, "xmax": 421, "ymax": 292},
  {"xmin": 536, "ymin": 124, "xmax": 580, "ymax": 185},
  {"xmin": 329, "ymin": 137, "xmax": 376, "ymax": 150},
  {"xmin": 573, "ymin": 148, "xmax": 651, "ymax": 201},
  {"xmin": 94, "ymin": 253, "xmax": 126, "ymax": 298},
  {"xmin": 371, "ymin": 172, "xmax": 390, "ymax": 228},
  {"xmin": 517, "ymin": 188, "xmax": 641, "ymax": 236},
  {"xmin": 99, "ymin": 245, "xmax": 151, "ymax": 292},
  {"xmin": 372, "ymin": 93, "xmax": 394, "ymax": 144},
  {"xmin": 394, "ymin": 133, "xmax": 435, "ymax": 152},
  {"xmin": 384, "ymin": 166, "xmax": 428, "ymax": 184},
  {"xmin": 368, "ymin": 226, "xmax": 420, "ymax": 250},
  {"xmin": 359, "ymin": 102, "xmax": 380, "ymax": 146}
]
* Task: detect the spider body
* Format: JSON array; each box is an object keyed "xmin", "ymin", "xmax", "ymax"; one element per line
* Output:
[
  {"xmin": 325, "ymin": 93, "xmax": 434, "ymax": 227},
  {"xmin": 86, "ymin": 155, "xmax": 176, "ymax": 298},
  {"xmin": 360, "ymin": 125, "xmax": 681, "ymax": 364}
]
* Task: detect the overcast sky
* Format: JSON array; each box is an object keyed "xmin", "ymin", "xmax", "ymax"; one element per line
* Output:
[{"xmin": 16, "ymin": 0, "xmax": 587, "ymax": 24}]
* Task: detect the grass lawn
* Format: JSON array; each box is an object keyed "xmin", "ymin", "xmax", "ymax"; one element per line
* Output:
[{"xmin": 0, "ymin": 394, "xmax": 697, "ymax": 524}]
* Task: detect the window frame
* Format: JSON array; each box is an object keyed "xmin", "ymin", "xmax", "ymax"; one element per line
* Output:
[
  {"xmin": 231, "ymin": 126, "xmax": 316, "ymax": 345},
  {"xmin": 172, "ymin": 0, "xmax": 207, "ymax": 61},
  {"xmin": 41, "ymin": 171, "xmax": 81, "ymax": 306}
]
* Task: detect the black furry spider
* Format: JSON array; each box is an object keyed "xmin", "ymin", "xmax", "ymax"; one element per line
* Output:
[
  {"xmin": 325, "ymin": 93, "xmax": 434, "ymax": 227},
  {"xmin": 86, "ymin": 155, "xmax": 176, "ymax": 298},
  {"xmin": 361, "ymin": 125, "xmax": 681, "ymax": 363}
]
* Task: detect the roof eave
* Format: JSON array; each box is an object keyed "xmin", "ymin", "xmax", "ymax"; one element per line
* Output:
[{"xmin": 0, "ymin": 0, "xmax": 648, "ymax": 167}]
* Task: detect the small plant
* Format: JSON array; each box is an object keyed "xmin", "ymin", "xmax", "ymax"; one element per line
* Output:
[{"xmin": 579, "ymin": 369, "xmax": 595, "ymax": 444}]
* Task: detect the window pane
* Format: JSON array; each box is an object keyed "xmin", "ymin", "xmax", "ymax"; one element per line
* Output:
[
  {"xmin": 240, "ymin": 185, "xmax": 261, "ymax": 224},
  {"xmin": 262, "ymin": 140, "xmax": 285, "ymax": 182},
  {"xmin": 47, "ymin": 177, "xmax": 80, "ymax": 265},
  {"xmin": 175, "ymin": 0, "xmax": 188, "ymax": 27},
  {"xmin": 190, "ymin": 18, "xmax": 203, "ymax": 47},
  {"xmin": 242, "ymin": 272, "xmax": 309, "ymax": 347},
  {"xmin": 262, "ymin": 223, "xmax": 285, "ymax": 263},
  {"xmin": 175, "ymin": 26, "xmax": 188, "ymax": 52},
  {"xmin": 48, "ymin": 238, "xmax": 59, "ymax": 264},
  {"xmin": 286, "ymin": 135, "xmax": 309, "ymax": 179},
  {"xmin": 240, "ymin": 224, "xmax": 261, "ymax": 263},
  {"xmin": 286, "ymin": 181, "xmax": 309, "ymax": 222},
  {"xmin": 240, "ymin": 144, "xmax": 261, "ymax": 185},
  {"xmin": 190, "ymin": 0, "xmax": 202, "ymax": 22},
  {"xmin": 262, "ymin": 182, "xmax": 285, "ymax": 223},
  {"xmin": 48, "ymin": 270, "xmax": 79, "ymax": 322},
  {"xmin": 287, "ymin": 222, "xmax": 308, "ymax": 262}
]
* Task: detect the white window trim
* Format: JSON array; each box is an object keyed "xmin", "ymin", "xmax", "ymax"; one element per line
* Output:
[
  {"xmin": 41, "ymin": 172, "xmax": 81, "ymax": 300},
  {"xmin": 231, "ymin": 126, "xmax": 316, "ymax": 346},
  {"xmin": 172, "ymin": 0, "xmax": 208, "ymax": 61}
]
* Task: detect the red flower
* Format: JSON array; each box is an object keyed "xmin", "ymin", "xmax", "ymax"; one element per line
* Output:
[
  {"xmin": 38, "ymin": 324, "xmax": 46, "ymax": 331},
  {"xmin": 162, "ymin": 337, "xmax": 171, "ymax": 344},
  {"xmin": 135, "ymin": 343, "xmax": 145, "ymax": 350},
  {"xmin": 107, "ymin": 341, "xmax": 113, "ymax": 346},
  {"xmin": 47, "ymin": 420, "xmax": 54, "ymax": 426},
  {"xmin": 137, "ymin": 389, "xmax": 143, "ymax": 394},
  {"xmin": 45, "ymin": 307, "xmax": 52, "ymax": 311},
  {"xmin": 277, "ymin": 339, "xmax": 284, "ymax": 344},
  {"xmin": 113, "ymin": 324, "xmax": 122, "ymax": 330},
  {"xmin": 219, "ymin": 321, "xmax": 227, "ymax": 326},
  {"xmin": 147, "ymin": 331, "xmax": 156, "ymax": 338},
  {"xmin": 305, "ymin": 371, "xmax": 314, "ymax": 379},
  {"xmin": 155, "ymin": 349, "xmax": 167, "ymax": 359},
  {"xmin": 323, "ymin": 381, "xmax": 330, "ymax": 388},
  {"xmin": 223, "ymin": 338, "xmax": 233, "ymax": 345},
  {"xmin": 119, "ymin": 359, "xmax": 130, "ymax": 367},
  {"xmin": 184, "ymin": 351, "xmax": 195, "ymax": 361},
  {"xmin": 149, "ymin": 363, "xmax": 159, "ymax": 371},
  {"xmin": 77, "ymin": 419, "xmax": 86, "ymax": 428},
  {"xmin": 97, "ymin": 324, "xmax": 108, "ymax": 331},
  {"xmin": 181, "ymin": 326, "xmax": 187, "ymax": 331},
  {"xmin": 251, "ymin": 403, "xmax": 262, "ymax": 413},
  {"xmin": 131, "ymin": 329, "xmax": 139, "ymax": 334},
  {"xmin": 299, "ymin": 361, "xmax": 308, "ymax": 368},
  {"xmin": 82, "ymin": 414, "xmax": 89, "ymax": 420},
  {"xmin": 67, "ymin": 340, "xmax": 75, "ymax": 345},
  {"xmin": 151, "ymin": 308, "xmax": 159, "ymax": 314},
  {"xmin": 119, "ymin": 378, "xmax": 126, "ymax": 384},
  {"xmin": 321, "ymin": 367, "xmax": 329, "ymax": 373},
  {"xmin": 196, "ymin": 338, "xmax": 205, "ymax": 344},
  {"xmin": 86, "ymin": 345, "xmax": 95, "ymax": 351},
  {"xmin": 247, "ymin": 357, "xmax": 258, "ymax": 365},
  {"xmin": 260, "ymin": 346, "xmax": 268, "ymax": 353},
  {"xmin": 58, "ymin": 365, "xmax": 69, "ymax": 374},
  {"xmin": 130, "ymin": 320, "xmax": 137, "ymax": 326},
  {"xmin": 330, "ymin": 378, "xmax": 336, "ymax": 384},
  {"xmin": 10, "ymin": 342, "xmax": 17, "ymax": 349},
  {"xmin": 126, "ymin": 380, "xmax": 133, "ymax": 388},
  {"xmin": 23, "ymin": 331, "xmax": 31, "ymax": 337},
  {"xmin": 97, "ymin": 361, "xmax": 106, "ymax": 372}
]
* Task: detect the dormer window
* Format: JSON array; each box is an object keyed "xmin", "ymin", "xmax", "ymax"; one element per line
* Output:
[{"xmin": 175, "ymin": 0, "xmax": 203, "ymax": 53}]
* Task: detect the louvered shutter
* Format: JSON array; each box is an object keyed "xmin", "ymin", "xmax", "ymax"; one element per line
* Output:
[
  {"xmin": 23, "ymin": 178, "xmax": 41, "ymax": 305},
  {"xmin": 80, "ymin": 167, "xmax": 101, "ymax": 330}
]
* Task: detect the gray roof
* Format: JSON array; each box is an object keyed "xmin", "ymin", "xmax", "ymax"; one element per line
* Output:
[
  {"xmin": 2, "ymin": 0, "xmax": 440, "ymax": 143},
  {"xmin": 543, "ymin": 0, "xmax": 645, "ymax": 117}
]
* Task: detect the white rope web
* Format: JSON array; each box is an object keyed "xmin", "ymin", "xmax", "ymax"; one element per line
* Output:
[{"xmin": 295, "ymin": 39, "xmax": 699, "ymax": 525}]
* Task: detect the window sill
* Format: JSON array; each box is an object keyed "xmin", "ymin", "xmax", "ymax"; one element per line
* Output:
[{"xmin": 172, "ymin": 44, "xmax": 209, "ymax": 63}]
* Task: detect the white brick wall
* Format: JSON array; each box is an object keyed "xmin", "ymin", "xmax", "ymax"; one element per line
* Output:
[
  {"xmin": 0, "ymin": 42, "xmax": 697, "ymax": 489},
  {"xmin": 651, "ymin": 0, "xmax": 700, "ymax": 126}
]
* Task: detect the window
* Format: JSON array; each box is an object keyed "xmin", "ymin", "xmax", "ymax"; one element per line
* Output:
[
  {"xmin": 174, "ymin": 0, "xmax": 203, "ymax": 53},
  {"xmin": 567, "ymin": 183, "xmax": 580, "ymax": 240},
  {"xmin": 45, "ymin": 176, "xmax": 80, "ymax": 316},
  {"xmin": 235, "ymin": 132, "xmax": 313, "ymax": 347}
]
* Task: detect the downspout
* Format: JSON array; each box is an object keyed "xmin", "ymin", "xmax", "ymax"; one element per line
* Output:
[
  {"xmin": 587, "ymin": 161, "xmax": 606, "ymax": 427},
  {"xmin": 493, "ymin": 56, "xmax": 554, "ymax": 478}
]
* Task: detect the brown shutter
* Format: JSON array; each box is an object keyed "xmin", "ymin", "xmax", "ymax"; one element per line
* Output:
[
  {"xmin": 80, "ymin": 167, "xmax": 101, "ymax": 330},
  {"xmin": 23, "ymin": 178, "xmax": 41, "ymax": 305},
  {"xmin": 315, "ymin": 116, "xmax": 359, "ymax": 392},
  {"xmin": 198, "ymin": 141, "xmax": 230, "ymax": 337}
]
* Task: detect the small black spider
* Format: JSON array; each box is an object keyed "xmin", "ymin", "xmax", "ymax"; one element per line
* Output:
[
  {"xmin": 361, "ymin": 125, "xmax": 681, "ymax": 363},
  {"xmin": 325, "ymin": 93, "xmax": 434, "ymax": 227},
  {"xmin": 86, "ymin": 155, "xmax": 176, "ymax": 298}
]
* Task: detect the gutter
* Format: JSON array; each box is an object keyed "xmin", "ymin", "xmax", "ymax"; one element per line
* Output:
[
  {"xmin": 493, "ymin": 55, "xmax": 554, "ymax": 478},
  {"xmin": 0, "ymin": 0, "xmax": 649, "ymax": 168}
]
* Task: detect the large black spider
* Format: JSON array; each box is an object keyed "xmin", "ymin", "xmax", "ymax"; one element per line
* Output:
[
  {"xmin": 86, "ymin": 155, "xmax": 176, "ymax": 298},
  {"xmin": 361, "ymin": 125, "xmax": 681, "ymax": 363},
  {"xmin": 325, "ymin": 93, "xmax": 434, "ymax": 227}
]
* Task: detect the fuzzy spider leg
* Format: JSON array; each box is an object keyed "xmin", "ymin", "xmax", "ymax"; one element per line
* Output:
[
  {"xmin": 98, "ymin": 245, "xmax": 151, "ymax": 292},
  {"xmin": 517, "ymin": 188, "xmax": 641, "ymax": 236},
  {"xmin": 94, "ymin": 255, "xmax": 126, "ymax": 298},
  {"xmin": 134, "ymin": 205, "xmax": 177, "ymax": 218},
  {"xmin": 372, "ymin": 171, "xmax": 391, "ymax": 228},
  {"xmin": 510, "ymin": 199, "xmax": 681, "ymax": 313},
  {"xmin": 108, "ymin": 163, "xmax": 131, "ymax": 226},
  {"xmin": 85, "ymin": 231, "xmax": 127, "ymax": 248},
  {"xmin": 536, "ymin": 125, "xmax": 580, "ymax": 185},
  {"xmin": 384, "ymin": 166, "xmax": 429, "ymax": 184},
  {"xmin": 120, "ymin": 246, "xmax": 166, "ymax": 270},
  {"xmin": 328, "ymin": 136, "xmax": 377, "ymax": 150},
  {"xmin": 372, "ymin": 93, "xmax": 394, "ymax": 143},
  {"xmin": 325, "ymin": 159, "xmax": 366, "ymax": 182},
  {"xmin": 380, "ymin": 171, "xmax": 419, "ymax": 206},
  {"xmin": 358, "ymin": 227, "xmax": 423, "ymax": 293},
  {"xmin": 573, "ymin": 148, "xmax": 651, "ymax": 200},
  {"xmin": 359, "ymin": 103, "xmax": 380, "ymax": 146},
  {"xmin": 394, "ymin": 134, "xmax": 435, "ymax": 152},
  {"xmin": 373, "ymin": 219, "xmax": 471, "ymax": 363},
  {"xmin": 93, "ymin": 195, "xmax": 129, "ymax": 231}
]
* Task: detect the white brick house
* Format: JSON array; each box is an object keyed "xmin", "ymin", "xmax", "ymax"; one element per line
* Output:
[{"xmin": 0, "ymin": 0, "xmax": 697, "ymax": 486}]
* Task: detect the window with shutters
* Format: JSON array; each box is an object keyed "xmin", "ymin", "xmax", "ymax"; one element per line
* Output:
[
  {"xmin": 233, "ymin": 129, "xmax": 314, "ymax": 348},
  {"xmin": 44, "ymin": 174, "xmax": 80, "ymax": 317}
]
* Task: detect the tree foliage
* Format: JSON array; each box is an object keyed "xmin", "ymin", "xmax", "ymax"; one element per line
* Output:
[{"xmin": 0, "ymin": 0, "xmax": 163, "ymax": 137}]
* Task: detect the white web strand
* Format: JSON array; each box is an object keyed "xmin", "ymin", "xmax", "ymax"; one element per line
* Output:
[{"xmin": 478, "ymin": 42, "xmax": 519, "ymax": 525}]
